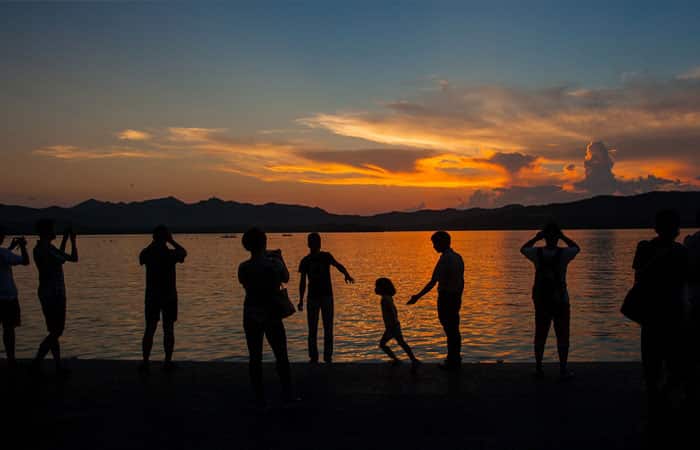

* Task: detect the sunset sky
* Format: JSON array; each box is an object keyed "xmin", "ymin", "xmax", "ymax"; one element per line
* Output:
[{"xmin": 2, "ymin": 1, "xmax": 700, "ymax": 214}]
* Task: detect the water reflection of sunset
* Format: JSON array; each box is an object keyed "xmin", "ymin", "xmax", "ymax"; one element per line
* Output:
[{"xmin": 11, "ymin": 230, "xmax": 647, "ymax": 362}]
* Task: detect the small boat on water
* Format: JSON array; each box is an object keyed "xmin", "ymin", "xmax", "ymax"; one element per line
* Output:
[{"xmin": 221, "ymin": 234, "xmax": 238, "ymax": 239}]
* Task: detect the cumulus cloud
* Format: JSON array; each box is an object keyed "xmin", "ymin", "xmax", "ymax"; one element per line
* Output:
[
  {"xmin": 574, "ymin": 141, "xmax": 683, "ymax": 195},
  {"xmin": 117, "ymin": 129, "xmax": 151, "ymax": 141},
  {"xmin": 465, "ymin": 141, "xmax": 689, "ymax": 208}
]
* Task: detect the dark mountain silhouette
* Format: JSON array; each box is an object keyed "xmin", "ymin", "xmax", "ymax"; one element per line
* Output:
[{"xmin": 1, "ymin": 191, "xmax": 699, "ymax": 234}]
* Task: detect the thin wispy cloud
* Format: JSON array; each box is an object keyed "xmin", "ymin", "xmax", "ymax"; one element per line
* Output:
[
  {"xmin": 34, "ymin": 145, "xmax": 160, "ymax": 160},
  {"xmin": 117, "ymin": 129, "xmax": 151, "ymax": 141}
]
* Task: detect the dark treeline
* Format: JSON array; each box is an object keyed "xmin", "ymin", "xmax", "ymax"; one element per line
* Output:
[{"xmin": 2, "ymin": 191, "xmax": 700, "ymax": 234}]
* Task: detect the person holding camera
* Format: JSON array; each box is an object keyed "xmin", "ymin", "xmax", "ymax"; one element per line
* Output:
[
  {"xmin": 237, "ymin": 228, "xmax": 294, "ymax": 406},
  {"xmin": 32, "ymin": 219, "xmax": 78, "ymax": 375},
  {"xmin": 0, "ymin": 226, "xmax": 30, "ymax": 368},
  {"xmin": 521, "ymin": 222, "xmax": 580, "ymax": 381},
  {"xmin": 139, "ymin": 225, "xmax": 187, "ymax": 373}
]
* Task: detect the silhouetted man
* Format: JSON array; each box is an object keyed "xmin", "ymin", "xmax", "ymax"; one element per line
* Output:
[
  {"xmin": 633, "ymin": 210, "xmax": 688, "ymax": 410},
  {"xmin": 0, "ymin": 227, "xmax": 29, "ymax": 368},
  {"xmin": 408, "ymin": 231, "xmax": 464, "ymax": 370},
  {"xmin": 298, "ymin": 232, "xmax": 354, "ymax": 364},
  {"xmin": 684, "ymin": 211, "xmax": 700, "ymax": 352},
  {"xmin": 521, "ymin": 223, "xmax": 579, "ymax": 380},
  {"xmin": 139, "ymin": 225, "xmax": 187, "ymax": 372},
  {"xmin": 32, "ymin": 219, "xmax": 78, "ymax": 375}
]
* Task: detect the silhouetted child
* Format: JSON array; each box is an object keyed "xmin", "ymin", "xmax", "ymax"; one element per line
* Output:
[{"xmin": 375, "ymin": 277, "xmax": 419, "ymax": 368}]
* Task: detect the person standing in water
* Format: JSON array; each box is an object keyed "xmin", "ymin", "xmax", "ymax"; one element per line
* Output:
[
  {"xmin": 408, "ymin": 231, "xmax": 464, "ymax": 371},
  {"xmin": 521, "ymin": 222, "xmax": 580, "ymax": 380},
  {"xmin": 298, "ymin": 232, "xmax": 354, "ymax": 364},
  {"xmin": 0, "ymin": 227, "xmax": 30, "ymax": 369},
  {"xmin": 32, "ymin": 219, "xmax": 78, "ymax": 375},
  {"xmin": 139, "ymin": 225, "xmax": 187, "ymax": 372}
]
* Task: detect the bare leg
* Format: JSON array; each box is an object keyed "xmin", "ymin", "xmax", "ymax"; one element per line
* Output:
[
  {"xmin": 379, "ymin": 331, "xmax": 399, "ymax": 361},
  {"xmin": 2, "ymin": 326, "xmax": 16, "ymax": 365},
  {"xmin": 142, "ymin": 320, "xmax": 158, "ymax": 363},
  {"xmin": 163, "ymin": 320, "xmax": 175, "ymax": 363},
  {"xmin": 395, "ymin": 335, "xmax": 418, "ymax": 362}
]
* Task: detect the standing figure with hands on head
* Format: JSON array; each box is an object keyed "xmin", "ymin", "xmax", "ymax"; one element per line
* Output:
[
  {"xmin": 408, "ymin": 231, "xmax": 464, "ymax": 371},
  {"xmin": 139, "ymin": 225, "xmax": 187, "ymax": 373},
  {"xmin": 298, "ymin": 232, "xmax": 354, "ymax": 365},
  {"xmin": 521, "ymin": 222, "xmax": 580, "ymax": 381},
  {"xmin": 0, "ymin": 226, "xmax": 30, "ymax": 369},
  {"xmin": 32, "ymin": 219, "xmax": 78, "ymax": 376}
]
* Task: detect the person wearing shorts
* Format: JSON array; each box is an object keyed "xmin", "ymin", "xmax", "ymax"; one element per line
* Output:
[
  {"xmin": 139, "ymin": 225, "xmax": 187, "ymax": 372},
  {"xmin": 32, "ymin": 219, "xmax": 78, "ymax": 375},
  {"xmin": 0, "ymin": 227, "xmax": 29, "ymax": 368},
  {"xmin": 521, "ymin": 222, "xmax": 580, "ymax": 381}
]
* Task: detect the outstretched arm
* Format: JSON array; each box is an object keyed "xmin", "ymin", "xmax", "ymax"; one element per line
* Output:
[
  {"xmin": 298, "ymin": 272, "xmax": 307, "ymax": 311},
  {"xmin": 330, "ymin": 255, "xmax": 354, "ymax": 284},
  {"xmin": 408, "ymin": 272, "xmax": 438, "ymax": 305}
]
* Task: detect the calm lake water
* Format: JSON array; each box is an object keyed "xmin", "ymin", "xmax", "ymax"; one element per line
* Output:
[{"xmin": 8, "ymin": 230, "xmax": 669, "ymax": 362}]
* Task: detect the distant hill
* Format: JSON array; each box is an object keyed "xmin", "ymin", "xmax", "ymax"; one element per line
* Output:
[{"xmin": 1, "ymin": 191, "xmax": 699, "ymax": 234}]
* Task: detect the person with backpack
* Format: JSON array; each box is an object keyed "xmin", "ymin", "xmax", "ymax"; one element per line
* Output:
[{"xmin": 521, "ymin": 222, "xmax": 580, "ymax": 380}]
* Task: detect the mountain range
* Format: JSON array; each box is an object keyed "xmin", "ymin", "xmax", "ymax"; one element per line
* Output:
[{"xmin": 1, "ymin": 191, "xmax": 699, "ymax": 234}]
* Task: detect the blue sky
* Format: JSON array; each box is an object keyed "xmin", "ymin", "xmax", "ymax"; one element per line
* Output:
[{"xmin": 1, "ymin": 1, "xmax": 699, "ymax": 213}]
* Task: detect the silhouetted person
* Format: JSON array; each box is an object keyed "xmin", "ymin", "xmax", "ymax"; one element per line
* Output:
[
  {"xmin": 297, "ymin": 232, "xmax": 354, "ymax": 364},
  {"xmin": 32, "ymin": 219, "xmax": 78, "ymax": 375},
  {"xmin": 521, "ymin": 223, "xmax": 579, "ymax": 380},
  {"xmin": 0, "ymin": 227, "xmax": 29, "ymax": 369},
  {"xmin": 238, "ymin": 228, "xmax": 294, "ymax": 404},
  {"xmin": 683, "ymin": 210, "xmax": 700, "ymax": 367},
  {"xmin": 408, "ymin": 231, "xmax": 464, "ymax": 370},
  {"xmin": 375, "ymin": 277, "xmax": 420, "ymax": 368},
  {"xmin": 139, "ymin": 225, "xmax": 187, "ymax": 372},
  {"xmin": 634, "ymin": 210, "xmax": 689, "ymax": 410}
]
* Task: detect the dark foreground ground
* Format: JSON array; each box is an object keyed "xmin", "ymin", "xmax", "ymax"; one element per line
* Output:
[{"xmin": 0, "ymin": 360, "xmax": 695, "ymax": 450}]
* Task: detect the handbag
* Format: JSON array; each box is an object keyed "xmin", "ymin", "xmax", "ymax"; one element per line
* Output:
[
  {"xmin": 273, "ymin": 285, "xmax": 296, "ymax": 319},
  {"xmin": 621, "ymin": 283, "xmax": 648, "ymax": 325}
]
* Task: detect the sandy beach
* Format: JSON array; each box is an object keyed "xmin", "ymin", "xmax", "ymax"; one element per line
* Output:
[{"xmin": 2, "ymin": 360, "xmax": 685, "ymax": 449}]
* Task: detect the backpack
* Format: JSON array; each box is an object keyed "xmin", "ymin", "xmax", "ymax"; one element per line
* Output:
[{"xmin": 533, "ymin": 248, "xmax": 565, "ymax": 305}]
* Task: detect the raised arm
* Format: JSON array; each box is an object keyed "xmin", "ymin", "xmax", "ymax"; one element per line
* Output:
[
  {"xmin": 520, "ymin": 231, "xmax": 544, "ymax": 253},
  {"xmin": 17, "ymin": 238, "xmax": 29, "ymax": 265},
  {"xmin": 559, "ymin": 233, "xmax": 580, "ymax": 250},
  {"xmin": 67, "ymin": 230, "xmax": 78, "ymax": 262},
  {"xmin": 330, "ymin": 254, "xmax": 354, "ymax": 283},
  {"xmin": 167, "ymin": 234, "xmax": 187, "ymax": 262}
]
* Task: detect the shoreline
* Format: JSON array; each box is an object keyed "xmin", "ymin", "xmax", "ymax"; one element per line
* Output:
[{"xmin": 1, "ymin": 360, "xmax": 664, "ymax": 449}]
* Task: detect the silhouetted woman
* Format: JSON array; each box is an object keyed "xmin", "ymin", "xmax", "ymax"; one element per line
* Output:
[
  {"xmin": 237, "ymin": 228, "xmax": 293, "ymax": 405},
  {"xmin": 632, "ymin": 210, "xmax": 688, "ymax": 409}
]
